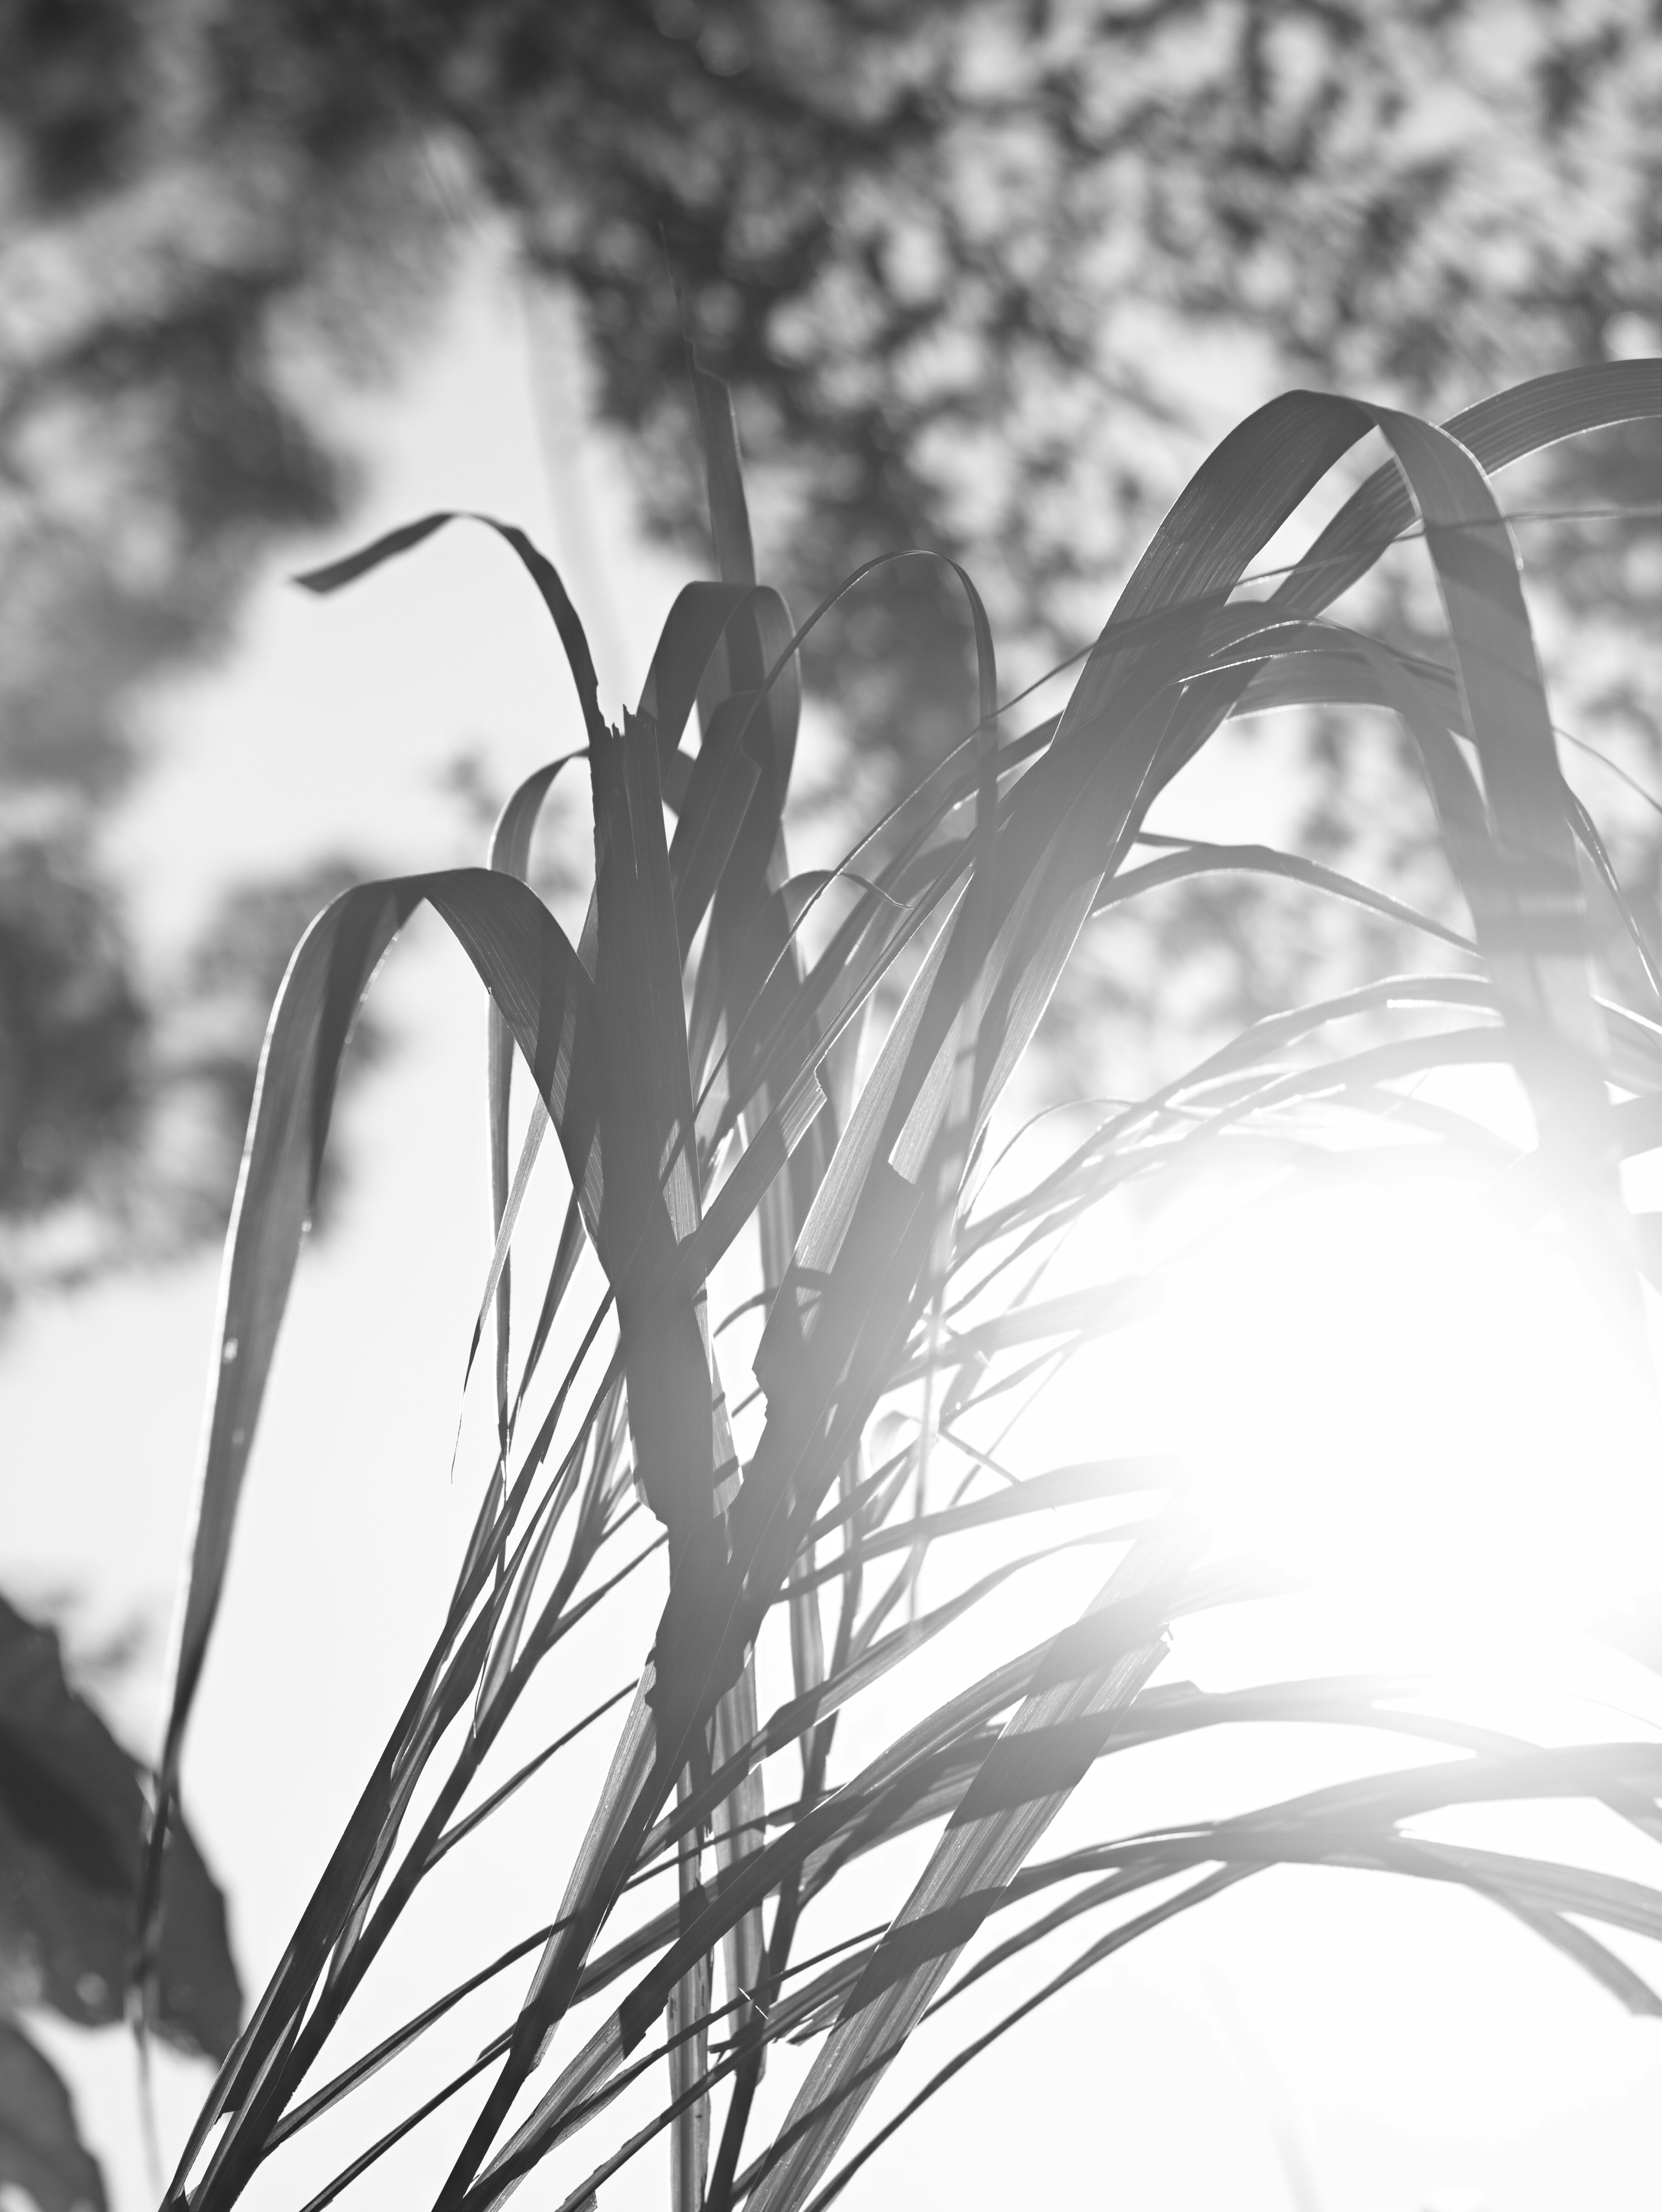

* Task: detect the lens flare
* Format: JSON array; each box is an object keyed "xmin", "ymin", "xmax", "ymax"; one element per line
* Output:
[{"xmin": 1176, "ymin": 1185, "xmax": 1659, "ymax": 1617}]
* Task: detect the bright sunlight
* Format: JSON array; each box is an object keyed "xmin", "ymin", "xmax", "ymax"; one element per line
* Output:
[{"xmin": 993, "ymin": 1144, "xmax": 1659, "ymax": 1610}]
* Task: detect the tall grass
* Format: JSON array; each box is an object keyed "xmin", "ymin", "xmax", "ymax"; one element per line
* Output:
[{"xmin": 137, "ymin": 359, "xmax": 1662, "ymax": 2208}]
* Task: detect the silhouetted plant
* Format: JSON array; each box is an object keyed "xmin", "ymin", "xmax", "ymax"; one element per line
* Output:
[{"xmin": 141, "ymin": 359, "xmax": 1662, "ymax": 2209}]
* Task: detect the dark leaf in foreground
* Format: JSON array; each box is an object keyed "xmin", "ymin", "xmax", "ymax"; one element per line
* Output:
[
  {"xmin": 0, "ymin": 1598, "xmax": 237, "ymax": 2059},
  {"xmin": 0, "ymin": 2019, "xmax": 106, "ymax": 2212}
]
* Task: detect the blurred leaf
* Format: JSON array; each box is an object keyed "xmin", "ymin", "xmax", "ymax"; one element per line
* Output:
[
  {"xmin": 0, "ymin": 1596, "xmax": 238, "ymax": 2059},
  {"xmin": 0, "ymin": 2019, "xmax": 106, "ymax": 2212}
]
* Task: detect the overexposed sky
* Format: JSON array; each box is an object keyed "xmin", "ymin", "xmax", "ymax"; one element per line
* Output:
[{"xmin": 6, "ymin": 228, "xmax": 1662, "ymax": 2212}]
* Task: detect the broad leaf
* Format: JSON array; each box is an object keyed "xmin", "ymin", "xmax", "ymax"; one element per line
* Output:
[{"xmin": 0, "ymin": 2020, "xmax": 106, "ymax": 2212}]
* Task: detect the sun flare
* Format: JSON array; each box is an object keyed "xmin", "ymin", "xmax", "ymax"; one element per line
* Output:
[
  {"xmin": 1181, "ymin": 1183, "xmax": 1658, "ymax": 1617},
  {"xmin": 1002, "ymin": 1158, "xmax": 1662, "ymax": 1647}
]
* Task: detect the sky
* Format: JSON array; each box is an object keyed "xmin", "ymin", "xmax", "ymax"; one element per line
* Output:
[{"xmin": 6, "ymin": 229, "xmax": 1662, "ymax": 2212}]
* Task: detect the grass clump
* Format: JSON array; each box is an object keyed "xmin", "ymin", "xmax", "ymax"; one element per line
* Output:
[{"xmin": 138, "ymin": 358, "xmax": 1662, "ymax": 2209}]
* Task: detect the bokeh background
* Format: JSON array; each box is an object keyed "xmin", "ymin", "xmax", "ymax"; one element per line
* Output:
[{"xmin": 2, "ymin": 5, "xmax": 1660, "ymax": 2207}]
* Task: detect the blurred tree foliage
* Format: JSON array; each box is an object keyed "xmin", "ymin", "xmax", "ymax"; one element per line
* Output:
[{"xmin": 1, "ymin": 0, "xmax": 1657, "ymax": 1296}]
